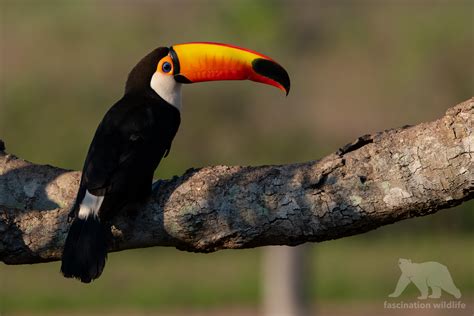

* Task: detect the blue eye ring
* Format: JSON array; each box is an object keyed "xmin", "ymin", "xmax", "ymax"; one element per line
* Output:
[{"xmin": 162, "ymin": 61, "xmax": 172, "ymax": 73}]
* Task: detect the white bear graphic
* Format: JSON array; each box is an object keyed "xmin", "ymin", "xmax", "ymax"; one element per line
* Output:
[{"xmin": 388, "ymin": 258, "xmax": 461, "ymax": 299}]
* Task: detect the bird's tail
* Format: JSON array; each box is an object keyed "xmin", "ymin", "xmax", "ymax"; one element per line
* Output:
[{"xmin": 60, "ymin": 216, "xmax": 107, "ymax": 283}]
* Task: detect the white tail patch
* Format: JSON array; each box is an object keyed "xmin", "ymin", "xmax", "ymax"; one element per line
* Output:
[{"xmin": 78, "ymin": 190, "xmax": 104, "ymax": 219}]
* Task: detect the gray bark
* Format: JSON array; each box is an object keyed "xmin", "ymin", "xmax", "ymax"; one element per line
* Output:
[{"xmin": 0, "ymin": 98, "xmax": 473, "ymax": 265}]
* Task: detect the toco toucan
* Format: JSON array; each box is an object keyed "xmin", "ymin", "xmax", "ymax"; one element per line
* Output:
[{"xmin": 61, "ymin": 42, "xmax": 290, "ymax": 283}]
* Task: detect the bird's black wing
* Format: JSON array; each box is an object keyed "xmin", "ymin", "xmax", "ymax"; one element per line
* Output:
[{"xmin": 73, "ymin": 94, "xmax": 180, "ymax": 217}]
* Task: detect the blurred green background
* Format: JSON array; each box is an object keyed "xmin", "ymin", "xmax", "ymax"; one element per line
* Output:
[{"xmin": 1, "ymin": 1, "xmax": 473, "ymax": 315}]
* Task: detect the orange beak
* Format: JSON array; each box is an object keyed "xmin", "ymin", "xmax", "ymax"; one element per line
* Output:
[{"xmin": 169, "ymin": 42, "xmax": 290, "ymax": 95}]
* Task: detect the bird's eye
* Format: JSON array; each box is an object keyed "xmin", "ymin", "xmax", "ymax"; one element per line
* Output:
[{"xmin": 162, "ymin": 62, "xmax": 172, "ymax": 73}]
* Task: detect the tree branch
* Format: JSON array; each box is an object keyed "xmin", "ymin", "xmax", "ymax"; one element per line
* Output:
[{"xmin": 1, "ymin": 98, "xmax": 473, "ymax": 265}]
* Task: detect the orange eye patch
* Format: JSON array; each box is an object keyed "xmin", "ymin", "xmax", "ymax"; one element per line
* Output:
[{"xmin": 157, "ymin": 56, "xmax": 174, "ymax": 75}]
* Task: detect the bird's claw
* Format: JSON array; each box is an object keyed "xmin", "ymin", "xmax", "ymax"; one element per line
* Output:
[
  {"xmin": 67, "ymin": 210, "xmax": 76, "ymax": 223},
  {"xmin": 152, "ymin": 179, "xmax": 165, "ymax": 192}
]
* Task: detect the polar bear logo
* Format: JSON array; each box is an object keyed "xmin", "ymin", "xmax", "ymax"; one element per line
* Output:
[{"xmin": 388, "ymin": 258, "xmax": 461, "ymax": 299}]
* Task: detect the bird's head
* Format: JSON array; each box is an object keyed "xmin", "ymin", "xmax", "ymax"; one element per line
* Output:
[{"xmin": 125, "ymin": 42, "xmax": 290, "ymax": 110}]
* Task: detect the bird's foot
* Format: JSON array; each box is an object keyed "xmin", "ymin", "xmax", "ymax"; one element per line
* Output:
[
  {"xmin": 152, "ymin": 179, "xmax": 166, "ymax": 192},
  {"xmin": 67, "ymin": 209, "xmax": 76, "ymax": 223}
]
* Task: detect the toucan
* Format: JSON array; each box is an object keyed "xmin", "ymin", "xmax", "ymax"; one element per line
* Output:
[{"xmin": 61, "ymin": 42, "xmax": 290, "ymax": 283}]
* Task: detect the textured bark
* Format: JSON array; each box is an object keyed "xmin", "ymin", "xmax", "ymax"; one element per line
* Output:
[{"xmin": 0, "ymin": 98, "xmax": 473, "ymax": 265}]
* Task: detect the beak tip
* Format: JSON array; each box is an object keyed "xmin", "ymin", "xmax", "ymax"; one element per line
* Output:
[
  {"xmin": 252, "ymin": 58, "xmax": 291, "ymax": 97},
  {"xmin": 280, "ymin": 79, "xmax": 290, "ymax": 96}
]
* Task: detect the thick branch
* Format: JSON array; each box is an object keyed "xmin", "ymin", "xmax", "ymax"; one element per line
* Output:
[{"xmin": 1, "ymin": 99, "xmax": 473, "ymax": 265}]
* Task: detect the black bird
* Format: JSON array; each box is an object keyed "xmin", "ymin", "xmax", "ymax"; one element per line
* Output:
[{"xmin": 61, "ymin": 42, "xmax": 290, "ymax": 283}]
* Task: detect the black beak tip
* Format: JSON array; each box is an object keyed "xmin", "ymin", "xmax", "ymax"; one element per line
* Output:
[{"xmin": 252, "ymin": 58, "xmax": 291, "ymax": 96}]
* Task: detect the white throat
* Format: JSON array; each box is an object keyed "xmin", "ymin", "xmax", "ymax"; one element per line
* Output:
[{"xmin": 150, "ymin": 72, "xmax": 182, "ymax": 110}]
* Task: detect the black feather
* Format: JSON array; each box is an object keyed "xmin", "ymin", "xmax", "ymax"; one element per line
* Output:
[
  {"xmin": 61, "ymin": 217, "xmax": 107, "ymax": 283},
  {"xmin": 61, "ymin": 46, "xmax": 181, "ymax": 283}
]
